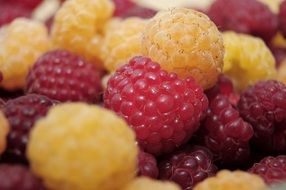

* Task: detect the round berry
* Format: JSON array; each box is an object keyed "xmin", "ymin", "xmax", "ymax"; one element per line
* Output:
[
  {"xmin": 0, "ymin": 164, "xmax": 44, "ymax": 190},
  {"xmin": 27, "ymin": 103, "xmax": 138, "ymax": 190},
  {"xmin": 279, "ymin": 0, "xmax": 286, "ymax": 38},
  {"xmin": 142, "ymin": 8, "xmax": 224, "ymax": 90},
  {"xmin": 208, "ymin": 0, "xmax": 278, "ymax": 42},
  {"xmin": 104, "ymin": 56, "xmax": 208, "ymax": 155},
  {"xmin": 3, "ymin": 94, "xmax": 57, "ymax": 161},
  {"xmin": 159, "ymin": 146, "xmax": 217, "ymax": 190},
  {"xmin": 138, "ymin": 150, "xmax": 158, "ymax": 179},
  {"xmin": 27, "ymin": 50, "xmax": 102, "ymax": 103},
  {"xmin": 249, "ymin": 155, "xmax": 286, "ymax": 184},
  {"xmin": 238, "ymin": 80, "xmax": 286, "ymax": 153},
  {"xmin": 0, "ymin": 111, "xmax": 9, "ymax": 156}
]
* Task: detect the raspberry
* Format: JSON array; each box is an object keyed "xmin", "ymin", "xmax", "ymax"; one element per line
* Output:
[
  {"xmin": 102, "ymin": 18, "xmax": 146, "ymax": 72},
  {"xmin": 104, "ymin": 56, "xmax": 208, "ymax": 155},
  {"xmin": 194, "ymin": 170, "xmax": 267, "ymax": 190},
  {"xmin": 249, "ymin": 155, "xmax": 286, "ymax": 184},
  {"xmin": 51, "ymin": 0, "xmax": 114, "ymax": 69},
  {"xmin": 0, "ymin": 111, "xmax": 9, "ymax": 155},
  {"xmin": 0, "ymin": 4, "xmax": 31, "ymax": 27},
  {"xmin": 279, "ymin": 0, "xmax": 286, "ymax": 38},
  {"xmin": 208, "ymin": 0, "xmax": 278, "ymax": 42},
  {"xmin": 138, "ymin": 150, "xmax": 158, "ymax": 179},
  {"xmin": 26, "ymin": 50, "xmax": 102, "ymax": 103},
  {"xmin": 0, "ymin": 164, "xmax": 44, "ymax": 190},
  {"xmin": 159, "ymin": 146, "xmax": 217, "ymax": 190},
  {"xmin": 223, "ymin": 32, "xmax": 276, "ymax": 91},
  {"xmin": 238, "ymin": 80, "xmax": 286, "ymax": 153},
  {"xmin": 27, "ymin": 103, "xmax": 138, "ymax": 190},
  {"xmin": 258, "ymin": 0, "xmax": 284, "ymax": 13},
  {"xmin": 7, "ymin": 0, "xmax": 43, "ymax": 10},
  {"xmin": 0, "ymin": 18, "xmax": 51, "ymax": 90},
  {"xmin": 121, "ymin": 177, "xmax": 181, "ymax": 190},
  {"xmin": 200, "ymin": 95, "xmax": 253, "ymax": 166},
  {"xmin": 2, "ymin": 94, "xmax": 56, "ymax": 162},
  {"xmin": 142, "ymin": 8, "xmax": 224, "ymax": 90}
]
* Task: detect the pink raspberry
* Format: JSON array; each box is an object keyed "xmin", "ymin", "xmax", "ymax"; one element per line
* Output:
[
  {"xmin": 0, "ymin": 164, "xmax": 44, "ymax": 190},
  {"xmin": 0, "ymin": 4, "xmax": 30, "ymax": 27},
  {"xmin": 200, "ymin": 95, "xmax": 253, "ymax": 166},
  {"xmin": 27, "ymin": 50, "xmax": 102, "ymax": 103},
  {"xmin": 208, "ymin": 0, "xmax": 278, "ymax": 42},
  {"xmin": 159, "ymin": 146, "xmax": 217, "ymax": 190},
  {"xmin": 238, "ymin": 80, "xmax": 286, "ymax": 153},
  {"xmin": 279, "ymin": 0, "xmax": 286, "ymax": 38},
  {"xmin": 249, "ymin": 155, "xmax": 286, "ymax": 184},
  {"xmin": 104, "ymin": 56, "xmax": 208, "ymax": 155},
  {"xmin": 138, "ymin": 150, "xmax": 159, "ymax": 179},
  {"xmin": 3, "ymin": 94, "xmax": 57, "ymax": 162}
]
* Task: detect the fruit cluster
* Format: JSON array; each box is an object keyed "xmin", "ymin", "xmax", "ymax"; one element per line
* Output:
[{"xmin": 0, "ymin": 0, "xmax": 286, "ymax": 189}]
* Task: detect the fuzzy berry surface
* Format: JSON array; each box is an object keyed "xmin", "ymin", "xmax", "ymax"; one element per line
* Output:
[
  {"xmin": 279, "ymin": 0, "xmax": 286, "ymax": 37},
  {"xmin": 159, "ymin": 146, "xmax": 217, "ymax": 190},
  {"xmin": 0, "ymin": 4, "xmax": 30, "ymax": 27},
  {"xmin": 0, "ymin": 164, "xmax": 44, "ymax": 190},
  {"xmin": 238, "ymin": 80, "xmax": 286, "ymax": 153},
  {"xmin": 138, "ymin": 150, "xmax": 159, "ymax": 179},
  {"xmin": 200, "ymin": 95, "xmax": 253, "ymax": 166},
  {"xmin": 249, "ymin": 155, "xmax": 286, "ymax": 184},
  {"xmin": 104, "ymin": 56, "xmax": 208, "ymax": 155},
  {"xmin": 3, "ymin": 94, "xmax": 57, "ymax": 162},
  {"xmin": 208, "ymin": 0, "xmax": 278, "ymax": 41},
  {"xmin": 26, "ymin": 50, "xmax": 102, "ymax": 103}
]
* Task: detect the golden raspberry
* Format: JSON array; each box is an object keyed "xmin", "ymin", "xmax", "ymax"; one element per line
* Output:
[
  {"xmin": 0, "ymin": 18, "xmax": 50, "ymax": 90},
  {"xmin": 257, "ymin": 0, "xmax": 283, "ymax": 13},
  {"xmin": 223, "ymin": 31, "xmax": 276, "ymax": 91},
  {"xmin": 194, "ymin": 170, "xmax": 267, "ymax": 190},
  {"xmin": 102, "ymin": 18, "xmax": 146, "ymax": 72},
  {"xmin": 51, "ymin": 0, "xmax": 114, "ymax": 69},
  {"xmin": 121, "ymin": 177, "xmax": 181, "ymax": 190},
  {"xmin": 27, "ymin": 103, "xmax": 138, "ymax": 190},
  {"xmin": 0, "ymin": 110, "xmax": 9, "ymax": 155},
  {"xmin": 142, "ymin": 8, "xmax": 224, "ymax": 89}
]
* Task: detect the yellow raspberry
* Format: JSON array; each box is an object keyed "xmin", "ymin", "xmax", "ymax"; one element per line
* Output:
[
  {"xmin": 223, "ymin": 31, "xmax": 276, "ymax": 91},
  {"xmin": 121, "ymin": 177, "xmax": 181, "ymax": 190},
  {"xmin": 27, "ymin": 103, "xmax": 138, "ymax": 190},
  {"xmin": 194, "ymin": 170, "xmax": 267, "ymax": 190},
  {"xmin": 51, "ymin": 0, "xmax": 114, "ymax": 69},
  {"xmin": 102, "ymin": 18, "xmax": 146, "ymax": 72},
  {"xmin": 0, "ymin": 110, "xmax": 9, "ymax": 155},
  {"xmin": 0, "ymin": 18, "xmax": 50, "ymax": 90},
  {"xmin": 142, "ymin": 8, "xmax": 224, "ymax": 89},
  {"xmin": 257, "ymin": 0, "xmax": 283, "ymax": 13}
]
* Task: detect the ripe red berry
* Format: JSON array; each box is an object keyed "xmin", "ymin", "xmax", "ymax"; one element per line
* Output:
[
  {"xmin": 238, "ymin": 80, "xmax": 286, "ymax": 153},
  {"xmin": 0, "ymin": 4, "xmax": 30, "ymax": 27},
  {"xmin": 27, "ymin": 50, "xmax": 102, "ymax": 103},
  {"xmin": 138, "ymin": 150, "xmax": 159, "ymax": 179},
  {"xmin": 208, "ymin": 0, "xmax": 278, "ymax": 42},
  {"xmin": 159, "ymin": 146, "xmax": 217, "ymax": 190},
  {"xmin": 201, "ymin": 95, "xmax": 253, "ymax": 166},
  {"xmin": 249, "ymin": 155, "xmax": 286, "ymax": 184},
  {"xmin": 279, "ymin": 0, "xmax": 286, "ymax": 38},
  {"xmin": 3, "ymin": 94, "xmax": 57, "ymax": 162},
  {"xmin": 104, "ymin": 56, "xmax": 208, "ymax": 155},
  {"xmin": 0, "ymin": 164, "xmax": 44, "ymax": 190}
]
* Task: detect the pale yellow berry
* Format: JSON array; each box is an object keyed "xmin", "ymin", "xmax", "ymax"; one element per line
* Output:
[
  {"xmin": 0, "ymin": 18, "xmax": 50, "ymax": 90},
  {"xmin": 27, "ymin": 103, "xmax": 138, "ymax": 190},
  {"xmin": 142, "ymin": 8, "xmax": 224, "ymax": 89},
  {"xmin": 0, "ymin": 110, "xmax": 9, "ymax": 155}
]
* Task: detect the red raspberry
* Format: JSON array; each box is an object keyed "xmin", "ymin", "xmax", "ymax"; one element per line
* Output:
[
  {"xmin": 138, "ymin": 150, "xmax": 159, "ymax": 179},
  {"xmin": 249, "ymin": 155, "xmax": 286, "ymax": 184},
  {"xmin": 238, "ymin": 80, "xmax": 286, "ymax": 153},
  {"xmin": 27, "ymin": 50, "xmax": 102, "ymax": 103},
  {"xmin": 0, "ymin": 164, "xmax": 44, "ymax": 190},
  {"xmin": 159, "ymin": 146, "xmax": 217, "ymax": 190},
  {"xmin": 6, "ymin": 0, "xmax": 43, "ymax": 10},
  {"xmin": 0, "ymin": 4, "xmax": 30, "ymax": 27},
  {"xmin": 3, "ymin": 94, "xmax": 57, "ymax": 162},
  {"xmin": 104, "ymin": 56, "xmax": 208, "ymax": 155},
  {"xmin": 201, "ymin": 95, "xmax": 254, "ymax": 166},
  {"xmin": 208, "ymin": 0, "xmax": 278, "ymax": 42},
  {"xmin": 113, "ymin": 0, "xmax": 156, "ymax": 18},
  {"xmin": 279, "ymin": 0, "xmax": 286, "ymax": 38}
]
